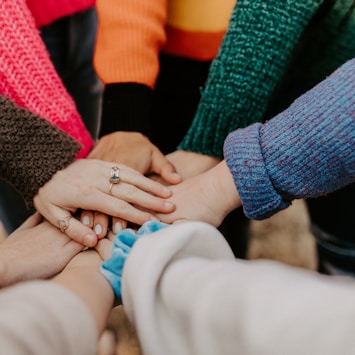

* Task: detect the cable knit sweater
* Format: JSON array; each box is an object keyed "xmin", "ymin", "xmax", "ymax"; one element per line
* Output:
[
  {"xmin": 94, "ymin": 0, "xmax": 235, "ymax": 137},
  {"xmin": 179, "ymin": 0, "xmax": 355, "ymax": 158},
  {"xmin": 224, "ymin": 58, "xmax": 355, "ymax": 220},
  {"xmin": 0, "ymin": 96, "xmax": 80, "ymax": 208},
  {"xmin": 0, "ymin": 0, "xmax": 94, "ymax": 158}
]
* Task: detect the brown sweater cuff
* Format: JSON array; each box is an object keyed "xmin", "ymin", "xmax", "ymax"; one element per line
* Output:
[{"xmin": 0, "ymin": 96, "xmax": 81, "ymax": 208}]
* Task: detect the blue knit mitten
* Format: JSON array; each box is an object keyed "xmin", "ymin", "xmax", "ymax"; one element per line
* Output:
[{"xmin": 101, "ymin": 220, "xmax": 168, "ymax": 300}]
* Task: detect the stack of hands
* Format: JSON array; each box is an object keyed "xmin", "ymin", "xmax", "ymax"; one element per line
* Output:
[{"xmin": 1, "ymin": 131, "xmax": 239, "ymax": 292}]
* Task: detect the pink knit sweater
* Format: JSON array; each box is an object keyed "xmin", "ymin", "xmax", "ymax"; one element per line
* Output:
[
  {"xmin": 0, "ymin": 0, "xmax": 94, "ymax": 158},
  {"xmin": 26, "ymin": 0, "xmax": 95, "ymax": 28}
]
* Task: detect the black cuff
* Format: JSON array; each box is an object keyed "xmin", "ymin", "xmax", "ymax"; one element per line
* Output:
[{"xmin": 99, "ymin": 83, "xmax": 154, "ymax": 138}]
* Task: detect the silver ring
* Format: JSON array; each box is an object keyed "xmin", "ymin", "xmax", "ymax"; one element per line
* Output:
[
  {"xmin": 109, "ymin": 165, "xmax": 120, "ymax": 184},
  {"xmin": 58, "ymin": 216, "xmax": 72, "ymax": 233},
  {"xmin": 109, "ymin": 165, "xmax": 120, "ymax": 194}
]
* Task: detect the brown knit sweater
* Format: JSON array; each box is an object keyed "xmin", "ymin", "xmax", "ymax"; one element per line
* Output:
[{"xmin": 0, "ymin": 96, "xmax": 81, "ymax": 208}]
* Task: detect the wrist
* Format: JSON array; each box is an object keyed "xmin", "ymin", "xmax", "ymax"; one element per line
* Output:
[{"xmin": 212, "ymin": 161, "xmax": 241, "ymax": 214}]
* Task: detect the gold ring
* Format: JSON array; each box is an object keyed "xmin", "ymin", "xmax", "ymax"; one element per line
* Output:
[
  {"xmin": 58, "ymin": 216, "xmax": 72, "ymax": 233},
  {"xmin": 109, "ymin": 182, "xmax": 114, "ymax": 195}
]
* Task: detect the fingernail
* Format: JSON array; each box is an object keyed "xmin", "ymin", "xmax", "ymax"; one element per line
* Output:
[
  {"xmin": 94, "ymin": 224, "xmax": 103, "ymax": 235},
  {"xmin": 165, "ymin": 201, "xmax": 174, "ymax": 209},
  {"xmin": 173, "ymin": 172, "xmax": 182, "ymax": 180},
  {"xmin": 114, "ymin": 222, "xmax": 123, "ymax": 234},
  {"xmin": 82, "ymin": 216, "xmax": 90, "ymax": 225},
  {"xmin": 84, "ymin": 234, "xmax": 95, "ymax": 246},
  {"xmin": 150, "ymin": 216, "xmax": 160, "ymax": 221},
  {"xmin": 163, "ymin": 187, "xmax": 172, "ymax": 194}
]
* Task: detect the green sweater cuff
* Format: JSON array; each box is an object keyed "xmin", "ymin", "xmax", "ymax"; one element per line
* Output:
[{"xmin": 178, "ymin": 0, "xmax": 322, "ymax": 159}]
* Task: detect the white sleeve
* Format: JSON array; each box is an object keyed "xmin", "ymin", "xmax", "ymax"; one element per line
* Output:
[
  {"xmin": 122, "ymin": 221, "xmax": 355, "ymax": 355},
  {"xmin": 0, "ymin": 281, "xmax": 97, "ymax": 355}
]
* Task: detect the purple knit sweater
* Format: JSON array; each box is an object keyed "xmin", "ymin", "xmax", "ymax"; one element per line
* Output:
[{"xmin": 224, "ymin": 58, "xmax": 355, "ymax": 220}]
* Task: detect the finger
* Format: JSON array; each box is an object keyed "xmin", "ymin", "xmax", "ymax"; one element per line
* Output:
[
  {"xmin": 151, "ymin": 150, "xmax": 182, "ymax": 185},
  {"xmin": 76, "ymin": 189, "xmax": 160, "ymax": 226},
  {"xmin": 92, "ymin": 211, "xmax": 110, "ymax": 239},
  {"xmin": 109, "ymin": 182, "xmax": 175, "ymax": 213},
  {"xmin": 95, "ymin": 237, "xmax": 113, "ymax": 260},
  {"xmin": 80, "ymin": 210, "xmax": 94, "ymax": 228},
  {"xmin": 111, "ymin": 164, "xmax": 173, "ymax": 198},
  {"xmin": 111, "ymin": 217, "xmax": 127, "ymax": 235},
  {"xmin": 107, "ymin": 230, "xmax": 117, "ymax": 241},
  {"xmin": 55, "ymin": 210, "xmax": 98, "ymax": 248}
]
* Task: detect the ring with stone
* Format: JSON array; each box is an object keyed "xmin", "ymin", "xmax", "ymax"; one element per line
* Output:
[
  {"xmin": 109, "ymin": 165, "xmax": 120, "ymax": 194},
  {"xmin": 58, "ymin": 215, "xmax": 72, "ymax": 233}
]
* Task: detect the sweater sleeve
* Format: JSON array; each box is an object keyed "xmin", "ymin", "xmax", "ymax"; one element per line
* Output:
[
  {"xmin": 178, "ymin": 0, "xmax": 323, "ymax": 158},
  {"xmin": 122, "ymin": 221, "xmax": 355, "ymax": 355},
  {"xmin": 0, "ymin": 0, "xmax": 94, "ymax": 158},
  {"xmin": 0, "ymin": 96, "xmax": 80, "ymax": 208},
  {"xmin": 223, "ymin": 58, "xmax": 355, "ymax": 220},
  {"xmin": 94, "ymin": 0, "xmax": 167, "ymax": 137},
  {"xmin": 0, "ymin": 281, "xmax": 97, "ymax": 355}
]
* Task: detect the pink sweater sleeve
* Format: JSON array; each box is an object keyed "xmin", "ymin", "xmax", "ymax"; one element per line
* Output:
[
  {"xmin": 26, "ymin": 0, "xmax": 95, "ymax": 28},
  {"xmin": 0, "ymin": 0, "xmax": 94, "ymax": 158}
]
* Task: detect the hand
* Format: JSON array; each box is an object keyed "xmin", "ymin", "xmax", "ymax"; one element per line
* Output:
[
  {"xmin": 88, "ymin": 132, "xmax": 182, "ymax": 185},
  {"xmin": 33, "ymin": 159, "xmax": 175, "ymax": 247},
  {"xmin": 80, "ymin": 210, "xmax": 127, "ymax": 238},
  {"xmin": 0, "ymin": 213, "xmax": 83, "ymax": 288},
  {"xmin": 156, "ymin": 161, "xmax": 241, "ymax": 226},
  {"xmin": 166, "ymin": 150, "xmax": 220, "ymax": 179}
]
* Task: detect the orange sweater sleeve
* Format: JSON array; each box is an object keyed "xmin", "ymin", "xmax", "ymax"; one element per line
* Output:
[{"xmin": 94, "ymin": 0, "xmax": 168, "ymax": 88}]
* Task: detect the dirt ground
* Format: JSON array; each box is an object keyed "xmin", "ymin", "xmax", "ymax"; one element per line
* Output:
[{"xmin": 1, "ymin": 199, "xmax": 318, "ymax": 354}]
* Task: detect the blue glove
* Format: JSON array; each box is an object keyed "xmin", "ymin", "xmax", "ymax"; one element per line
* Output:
[{"xmin": 101, "ymin": 220, "xmax": 168, "ymax": 300}]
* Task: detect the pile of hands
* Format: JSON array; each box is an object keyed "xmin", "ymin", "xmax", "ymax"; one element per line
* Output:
[
  {"xmin": 0, "ymin": 132, "xmax": 240, "ymax": 290},
  {"xmin": 33, "ymin": 131, "xmax": 238, "ymax": 248}
]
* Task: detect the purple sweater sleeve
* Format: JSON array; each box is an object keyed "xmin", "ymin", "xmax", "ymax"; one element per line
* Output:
[{"xmin": 223, "ymin": 58, "xmax": 355, "ymax": 220}]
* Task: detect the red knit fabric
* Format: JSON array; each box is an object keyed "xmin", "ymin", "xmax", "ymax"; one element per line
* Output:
[
  {"xmin": 0, "ymin": 0, "xmax": 94, "ymax": 158},
  {"xmin": 26, "ymin": 0, "xmax": 95, "ymax": 28}
]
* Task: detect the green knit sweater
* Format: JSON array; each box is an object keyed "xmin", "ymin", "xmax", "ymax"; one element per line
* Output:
[{"xmin": 178, "ymin": 0, "xmax": 355, "ymax": 159}]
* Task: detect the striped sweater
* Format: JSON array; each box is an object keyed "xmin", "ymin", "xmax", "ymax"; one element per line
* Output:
[{"xmin": 94, "ymin": 0, "xmax": 235, "ymax": 138}]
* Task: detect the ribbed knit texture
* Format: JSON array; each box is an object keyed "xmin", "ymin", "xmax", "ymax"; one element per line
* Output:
[
  {"xmin": 99, "ymin": 83, "xmax": 153, "ymax": 138},
  {"xmin": 94, "ymin": 0, "xmax": 234, "ymax": 137},
  {"xmin": 0, "ymin": 0, "xmax": 94, "ymax": 158},
  {"xmin": 224, "ymin": 58, "xmax": 355, "ymax": 220},
  {"xmin": 26, "ymin": 0, "xmax": 95, "ymax": 28},
  {"xmin": 0, "ymin": 96, "xmax": 80, "ymax": 208},
  {"xmin": 179, "ymin": 0, "xmax": 355, "ymax": 158},
  {"xmin": 94, "ymin": 0, "xmax": 167, "ymax": 88}
]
